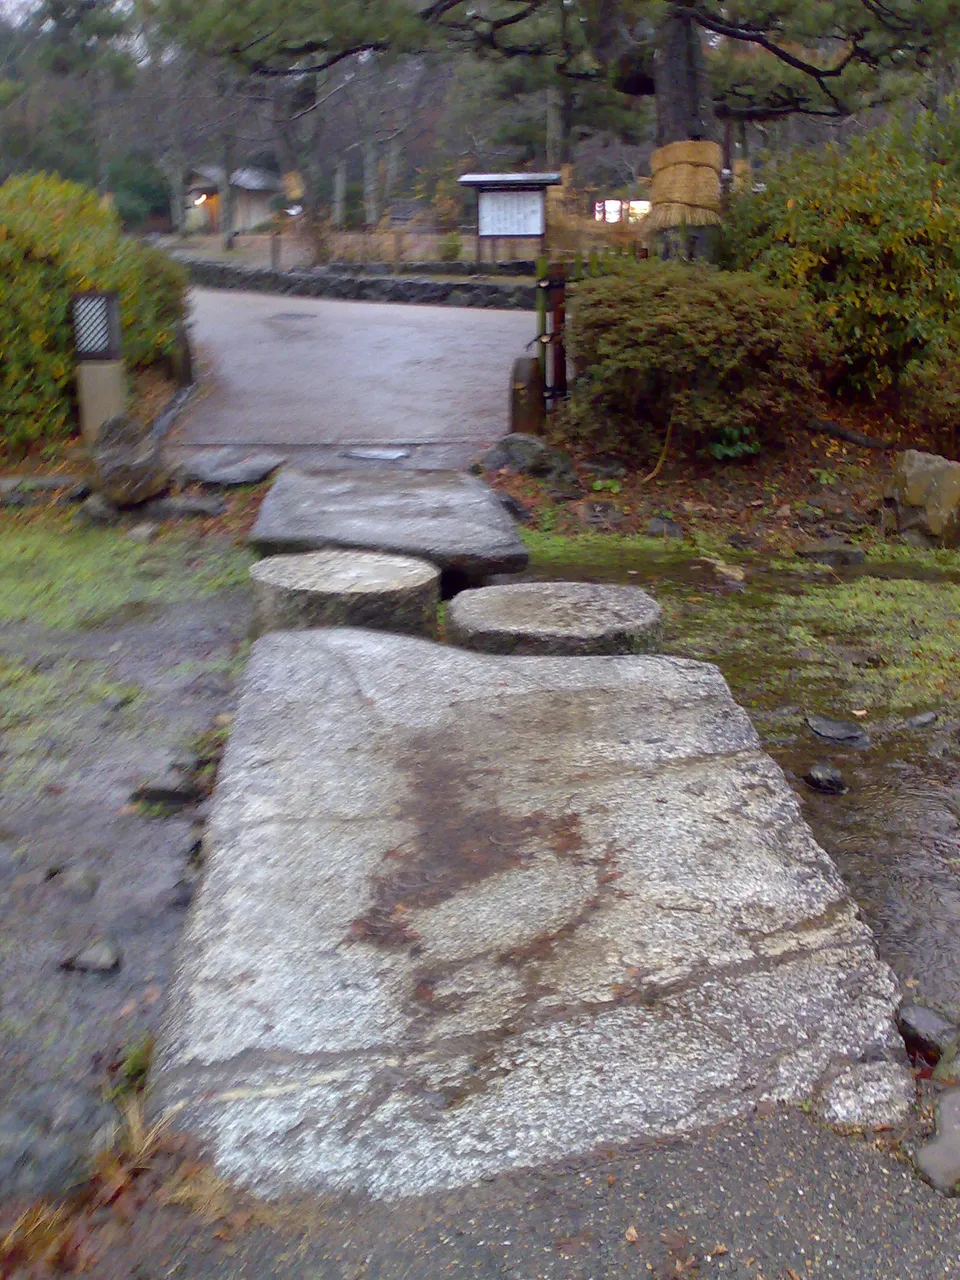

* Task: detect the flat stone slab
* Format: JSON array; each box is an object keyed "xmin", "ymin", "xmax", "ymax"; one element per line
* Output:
[
  {"xmin": 180, "ymin": 449, "xmax": 285, "ymax": 488},
  {"xmin": 158, "ymin": 632, "xmax": 909, "ymax": 1202},
  {"xmin": 249, "ymin": 469, "xmax": 528, "ymax": 585},
  {"xmin": 250, "ymin": 549, "xmax": 440, "ymax": 638},
  {"xmin": 447, "ymin": 580, "xmax": 664, "ymax": 655}
]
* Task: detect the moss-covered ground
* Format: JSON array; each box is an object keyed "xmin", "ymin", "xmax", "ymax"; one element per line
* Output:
[{"xmin": 522, "ymin": 529, "xmax": 960, "ymax": 724}]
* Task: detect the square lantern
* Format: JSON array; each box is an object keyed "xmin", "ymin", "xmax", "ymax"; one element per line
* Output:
[{"xmin": 71, "ymin": 291, "xmax": 121, "ymax": 362}]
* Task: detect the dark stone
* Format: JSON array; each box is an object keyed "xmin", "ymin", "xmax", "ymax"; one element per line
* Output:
[
  {"xmin": 898, "ymin": 1002, "xmax": 959, "ymax": 1062},
  {"xmin": 59, "ymin": 482, "xmax": 92, "ymax": 505},
  {"xmin": 795, "ymin": 538, "xmax": 865, "ymax": 567},
  {"xmin": 498, "ymin": 494, "xmax": 534, "ymax": 525},
  {"xmin": 646, "ymin": 517, "xmax": 684, "ymax": 539},
  {"xmin": 582, "ymin": 456, "xmax": 626, "ymax": 480},
  {"xmin": 481, "ymin": 433, "xmax": 570, "ymax": 479},
  {"xmin": 907, "ymin": 711, "xmax": 939, "ymax": 729},
  {"xmin": 180, "ymin": 449, "xmax": 286, "ymax": 488},
  {"xmin": 75, "ymin": 493, "xmax": 121, "ymax": 525},
  {"xmin": 142, "ymin": 494, "xmax": 227, "ymax": 520},
  {"xmin": 727, "ymin": 532, "xmax": 758, "ymax": 551},
  {"xmin": 62, "ymin": 935, "xmax": 122, "ymax": 973},
  {"xmin": 805, "ymin": 713, "xmax": 870, "ymax": 747},
  {"xmin": 131, "ymin": 762, "xmax": 202, "ymax": 808},
  {"xmin": 169, "ymin": 877, "xmax": 195, "ymax": 909},
  {"xmin": 580, "ymin": 501, "xmax": 625, "ymax": 529},
  {"xmin": 901, "ymin": 528, "xmax": 936, "ymax": 549},
  {"xmin": 803, "ymin": 763, "xmax": 848, "ymax": 795},
  {"xmin": 90, "ymin": 414, "xmax": 170, "ymax": 507}
]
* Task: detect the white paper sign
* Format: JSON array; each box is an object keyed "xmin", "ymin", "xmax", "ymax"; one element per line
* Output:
[{"xmin": 478, "ymin": 189, "xmax": 545, "ymax": 237}]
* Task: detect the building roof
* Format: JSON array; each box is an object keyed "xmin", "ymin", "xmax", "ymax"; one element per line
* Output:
[
  {"xmin": 188, "ymin": 166, "xmax": 282, "ymax": 193},
  {"xmin": 458, "ymin": 172, "xmax": 562, "ymax": 189}
]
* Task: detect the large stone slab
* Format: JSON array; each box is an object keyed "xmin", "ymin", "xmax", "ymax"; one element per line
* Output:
[
  {"xmin": 250, "ymin": 469, "xmax": 528, "ymax": 586},
  {"xmin": 158, "ymin": 632, "xmax": 910, "ymax": 1202}
]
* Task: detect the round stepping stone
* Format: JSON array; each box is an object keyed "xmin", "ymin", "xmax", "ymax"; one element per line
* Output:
[
  {"xmin": 446, "ymin": 581, "xmax": 663, "ymax": 656},
  {"xmin": 250, "ymin": 550, "xmax": 440, "ymax": 639}
]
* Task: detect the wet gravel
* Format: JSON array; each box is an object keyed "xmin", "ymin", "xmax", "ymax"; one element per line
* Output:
[{"xmin": 0, "ymin": 589, "xmax": 250, "ymax": 1202}]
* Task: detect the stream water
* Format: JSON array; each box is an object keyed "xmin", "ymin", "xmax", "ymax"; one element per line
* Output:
[{"xmin": 526, "ymin": 549, "xmax": 960, "ymax": 1023}]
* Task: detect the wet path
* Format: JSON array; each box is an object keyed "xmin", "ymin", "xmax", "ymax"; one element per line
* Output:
[{"xmin": 175, "ymin": 289, "xmax": 536, "ymax": 471}]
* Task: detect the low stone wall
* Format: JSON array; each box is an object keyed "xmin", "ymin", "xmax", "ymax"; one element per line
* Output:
[{"xmin": 177, "ymin": 256, "xmax": 536, "ymax": 311}]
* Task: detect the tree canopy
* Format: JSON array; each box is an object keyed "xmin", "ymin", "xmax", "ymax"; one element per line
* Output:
[{"xmin": 160, "ymin": 0, "xmax": 960, "ymax": 126}]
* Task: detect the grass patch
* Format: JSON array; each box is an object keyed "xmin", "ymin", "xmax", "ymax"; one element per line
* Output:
[{"xmin": 0, "ymin": 510, "xmax": 252, "ymax": 630}]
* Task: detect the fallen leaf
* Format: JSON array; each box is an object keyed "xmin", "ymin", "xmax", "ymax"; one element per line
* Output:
[
  {"xmin": 607, "ymin": 1174, "xmax": 616, "ymax": 1186},
  {"xmin": 852, "ymin": 709, "xmax": 868, "ymax": 718},
  {"xmin": 785, "ymin": 1269, "xmax": 803, "ymax": 1280},
  {"xmin": 709, "ymin": 1244, "xmax": 729, "ymax": 1257},
  {"xmin": 625, "ymin": 1225, "xmax": 638, "ymax": 1243}
]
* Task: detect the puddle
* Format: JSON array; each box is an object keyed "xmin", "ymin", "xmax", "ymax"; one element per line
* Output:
[{"xmin": 524, "ymin": 547, "xmax": 960, "ymax": 1021}]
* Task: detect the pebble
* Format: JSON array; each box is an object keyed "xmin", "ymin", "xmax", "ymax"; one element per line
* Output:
[
  {"xmin": 803, "ymin": 762, "xmax": 848, "ymax": 795},
  {"xmin": 128, "ymin": 521, "xmax": 160, "ymax": 543},
  {"xmin": 646, "ymin": 516, "xmax": 684, "ymax": 539},
  {"xmin": 57, "ymin": 868, "xmax": 101, "ymax": 902},
  {"xmin": 62, "ymin": 935, "xmax": 123, "ymax": 973}
]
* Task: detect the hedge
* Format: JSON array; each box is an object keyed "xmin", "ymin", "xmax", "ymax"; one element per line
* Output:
[{"xmin": 0, "ymin": 172, "xmax": 187, "ymax": 453}]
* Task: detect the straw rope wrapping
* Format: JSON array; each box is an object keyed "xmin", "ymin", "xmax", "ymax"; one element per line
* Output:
[{"xmin": 646, "ymin": 140, "xmax": 723, "ymax": 232}]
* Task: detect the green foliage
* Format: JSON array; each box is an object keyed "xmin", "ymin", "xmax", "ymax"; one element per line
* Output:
[
  {"xmin": 438, "ymin": 230, "xmax": 462, "ymax": 262},
  {"xmin": 0, "ymin": 172, "xmax": 187, "ymax": 452},
  {"xmin": 724, "ymin": 127, "xmax": 960, "ymax": 396},
  {"xmin": 561, "ymin": 260, "xmax": 820, "ymax": 462}
]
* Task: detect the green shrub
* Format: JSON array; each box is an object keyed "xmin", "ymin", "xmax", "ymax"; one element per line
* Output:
[
  {"xmin": 561, "ymin": 260, "xmax": 821, "ymax": 462},
  {"xmin": 723, "ymin": 129, "xmax": 960, "ymax": 396},
  {"xmin": 438, "ymin": 230, "xmax": 462, "ymax": 263},
  {"xmin": 0, "ymin": 172, "xmax": 187, "ymax": 453}
]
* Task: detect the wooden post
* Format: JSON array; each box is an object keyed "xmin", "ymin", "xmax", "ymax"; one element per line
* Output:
[
  {"xmin": 547, "ymin": 262, "xmax": 567, "ymax": 400},
  {"xmin": 535, "ymin": 256, "xmax": 548, "ymax": 386}
]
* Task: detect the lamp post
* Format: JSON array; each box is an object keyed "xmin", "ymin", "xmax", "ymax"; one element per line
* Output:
[{"xmin": 72, "ymin": 291, "xmax": 125, "ymax": 445}]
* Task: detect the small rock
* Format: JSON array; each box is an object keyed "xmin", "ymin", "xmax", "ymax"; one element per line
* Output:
[
  {"xmin": 907, "ymin": 711, "xmax": 939, "ymax": 729},
  {"xmin": 75, "ymin": 493, "xmax": 121, "ymax": 526},
  {"xmin": 143, "ymin": 494, "xmax": 227, "ymax": 520},
  {"xmin": 57, "ymin": 868, "xmax": 100, "ymax": 902},
  {"xmin": 803, "ymin": 763, "xmax": 848, "ymax": 795},
  {"xmin": 181, "ymin": 449, "xmax": 286, "ymax": 486},
  {"xmin": 579, "ymin": 500, "xmax": 624, "ymax": 529},
  {"xmin": 131, "ymin": 762, "xmax": 201, "ymax": 807},
  {"xmin": 498, "ymin": 494, "xmax": 533, "ymax": 525},
  {"xmin": 901, "ymin": 528, "xmax": 937, "ymax": 549},
  {"xmin": 795, "ymin": 537, "xmax": 865, "ymax": 567},
  {"xmin": 582, "ymin": 456, "xmax": 626, "ymax": 480},
  {"xmin": 62, "ymin": 936, "xmax": 122, "ymax": 973},
  {"xmin": 727, "ymin": 532, "xmax": 758, "ymax": 551},
  {"xmin": 898, "ymin": 1002, "xmax": 960, "ymax": 1062},
  {"xmin": 805, "ymin": 713, "xmax": 870, "ymax": 747},
  {"xmin": 645, "ymin": 517, "xmax": 684, "ymax": 539},
  {"xmin": 128, "ymin": 521, "xmax": 160, "ymax": 544},
  {"xmin": 59, "ymin": 481, "xmax": 92, "ymax": 505},
  {"xmin": 818, "ymin": 1060, "xmax": 914, "ymax": 1129},
  {"xmin": 916, "ymin": 1090, "xmax": 960, "ymax": 1192},
  {"xmin": 0, "ymin": 489, "xmax": 32, "ymax": 509},
  {"xmin": 480, "ymin": 433, "xmax": 571, "ymax": 480},
  {"xmin": 90, "ymin": 414, "xmax": 170, "ymax": 506}
]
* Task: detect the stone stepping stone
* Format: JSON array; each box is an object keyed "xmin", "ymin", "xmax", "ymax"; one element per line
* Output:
[
  {"xmin": 447, "ymin": 581, "xmax": 663, "ymax": 655},
  {"xmin": 180, "ymin": 449, "xmax": 285, "ymax": 488},
  {"xmin": 249, "ymin": 469, "xmax": 528, "ymax": 590},
  {"xmin": 250, "ymin": 550, "xmax": 440, "ymax": 639},
  {"xmin": 158, "ymin": 631, "xmax": 909, "ymax": 1203}
]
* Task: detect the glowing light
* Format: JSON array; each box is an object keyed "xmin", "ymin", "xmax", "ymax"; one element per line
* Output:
[{"xmin": 194, "ymin": 194, "xmax": 208, "ymax": 206}]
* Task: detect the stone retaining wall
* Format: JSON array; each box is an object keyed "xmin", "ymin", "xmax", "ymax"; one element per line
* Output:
[{"xmin": 177, "ymin": 256, "xmax": 536, "ymax": 310}]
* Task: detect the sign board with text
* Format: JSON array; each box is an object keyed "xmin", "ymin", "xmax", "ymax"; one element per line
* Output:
[{"xmin": 478, "ymin": 189, "xmax": 545, "ymax": 238}]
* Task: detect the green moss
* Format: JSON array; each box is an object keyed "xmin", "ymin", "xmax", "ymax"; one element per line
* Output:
[
  {"xmin": 522, "ymin": 528, "xmax": 960, "ymax": 719},
  {"xmin": 0, "ymin": 512, "xmax": 253, "ymax": 629}
]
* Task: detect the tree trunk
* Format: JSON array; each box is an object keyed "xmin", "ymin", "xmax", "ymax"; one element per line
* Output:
[
  {"xmin": 546, "ymin": 83, "xmax": 562, "ymax": 168},
  {"xmin": 363, "ymin": 138, "xmax": 379, "ymax": 227},
  {"xmin": 653, "ymin": 5, "xmax": 718, "ymax": 261}
]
